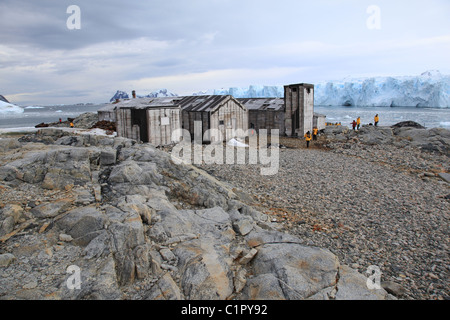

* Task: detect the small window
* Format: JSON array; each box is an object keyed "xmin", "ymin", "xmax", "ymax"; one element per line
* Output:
[
  {"xmin": 219, "ymin": 120, "xmax": 224, "ymax": 126},
  {"xmin": 307, "ymin": 88, "xmax": 311, "ymax": 94},
  {"xmin": 292, "ymin": 88, "xmax": 297, "ymax": 92},
  {"xmin": 161, "ymin": 117, "xmax": 170, "ymax": 126}
]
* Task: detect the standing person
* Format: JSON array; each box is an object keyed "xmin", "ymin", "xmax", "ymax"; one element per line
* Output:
[
  {"xmin": 357, "ymin": 117, "xmax": 361, "ymax": 130},
  {"xmin": 351, "ymin": 120, "xmax": 357, "ymax": 131},
  {"xmin": 304, "ymin": 131, "xmax": 312, "ymax": 148},
  {"xmin": 313, "ymin": 127, "xmax": 318, "ymax": 141},
  {"xmin": 59, "ymin": 118, "xmax": 62, "ymax": 123},
  {"xmin": 70, "ymin": 122, "xmax": 74, "ymax": 128},
  {"xmin": 374, "ymin": 114, "xmax": 379, "ymax": 127}
]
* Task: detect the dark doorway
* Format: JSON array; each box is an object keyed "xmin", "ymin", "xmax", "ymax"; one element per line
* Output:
[
  {"xmin": 292, "ymin": 106, "xmax": 300, "ymax": 137},
  {"xmin": 130, "ymin": 109, "xmax": 148, "ymax": 142}
]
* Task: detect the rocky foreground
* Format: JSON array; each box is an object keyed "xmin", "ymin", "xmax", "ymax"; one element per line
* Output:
[
  {"xmin": 0, "ymin": 128, "xmax": 398, "ymax": 300},
  {"xmin": 197, "ymin": 123, "xmax": 449, "ymax": 300}
]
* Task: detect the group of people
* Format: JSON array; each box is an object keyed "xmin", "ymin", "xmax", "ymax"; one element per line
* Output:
[
  {"xmin": 351, "ymin": 114, "xmax": 379, "ymax": 131},
  {"xmin": 304, "ymin": 114, "xmax": 380, "ymax": 148},
  {"xmin": 58, "ymin": 117, "xmax": 74, "ymax": 128}
]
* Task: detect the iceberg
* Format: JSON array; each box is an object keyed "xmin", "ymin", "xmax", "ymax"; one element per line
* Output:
[
  {"xmin": 0, "ymin": 100, "xmax": 24, "ymax": 114},
  {"xmin": 110, "ymin": 89, "xmax": 178, "ymax": 102},
  {"xmin": 212, "ymin": 85, "xmax": 284, "ymax": 98}
]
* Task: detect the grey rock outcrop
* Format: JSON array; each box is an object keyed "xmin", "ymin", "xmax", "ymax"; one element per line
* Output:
[
  {"xmin": 0, "ymin": 129, "xmax": 393, "ymax": 300},
  {"xmin": 325, "ymin": 123, "xmax": 449, "ymax": 155}
]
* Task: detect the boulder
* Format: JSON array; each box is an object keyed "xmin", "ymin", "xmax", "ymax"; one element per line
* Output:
[
  {"xmin": 438, "ymin": 172, "xmax": 450, "ymax": 183},
  {"xmin": 56, "ymin": 206, "xmax": 107, "ymax": 246},
  {"xmin": 391, "ymin": 121, "xmax": 425, "ymax": 129},
  {"xmin": 31, "ymin": 199, "xmax": 72, "ymax": 219},
  {"xmin": 0, "ymin": 253, "xmax": 16, "ymax": 267},
  {"xmin": 243, "ymin": 240, "xmax": 339, "ymax": 299}
]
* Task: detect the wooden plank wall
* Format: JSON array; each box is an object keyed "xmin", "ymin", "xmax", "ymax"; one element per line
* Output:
[
  {"xmin": 249, "ymin": 110, "xmax": 285, "ymax": 134},
  {"xmin": 210, "ymin": 99, "xmax": 248, "ymax": 142},
  {"xmin": 147, "ymin": 108, "xmax": 181, "ymax": 146},
  {"xmin": 98, "ymin": 110, "xmax": 116, "ymax": 122}
]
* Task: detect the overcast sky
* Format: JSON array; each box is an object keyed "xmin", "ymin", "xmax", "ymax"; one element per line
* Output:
[{"xmin": 1, "ymin": 0, "xmax": 449, "ymax": 105}]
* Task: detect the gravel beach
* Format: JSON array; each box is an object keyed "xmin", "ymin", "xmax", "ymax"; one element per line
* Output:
[{"xmin": 196, "ymin": 131, "xmax": 450, "ymax": 300}]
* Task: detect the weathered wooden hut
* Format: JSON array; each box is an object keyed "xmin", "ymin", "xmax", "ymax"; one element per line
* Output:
[
  {"xmin": 115, "ymin": 98, "xmax": 181, "ymax": 146},
  {"xmin": 237, "ymin": 98, "xmax": 285, "ymax": 135},
  {"xmin": 98, "ymin": 103, "xmax": 117, "ymax": 122},
  {"xmin": 284, "ymin": 83, "xmax": 314, "ymax": 137},
  {"xmin": 313, "ymin": 113, "xmax": 327, "ymax": 131},
  {"xmin": 175, "ymin": 95, "xmax": 248, "ymax": 143}
]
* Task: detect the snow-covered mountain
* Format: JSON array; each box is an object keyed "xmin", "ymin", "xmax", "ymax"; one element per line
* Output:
[
  {"xmin": 110, "ymin": 90, "xmax": 129, "ymax": 102},
  {"xmin": 110, "ymin": 89, "xmax": 177, "ymax": 102},
  {"xmin": 206, "ymin": 71, "xmax": 450, "ymax": 108},
  {"xmin": 145, "ymin": 89, "xmax": 178, "ymax": 98}
]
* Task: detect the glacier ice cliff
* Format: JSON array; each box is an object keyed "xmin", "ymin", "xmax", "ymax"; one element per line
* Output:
[
  {"xmin": 314, "ymin": 70, "xmax": 449, "ymax": 108},
  {"xmin": 207, "ymin": 71, "xmax": 450, "ymax": 108}
]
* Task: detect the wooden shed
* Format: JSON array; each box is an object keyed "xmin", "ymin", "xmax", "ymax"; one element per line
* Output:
[
  {"xmin": 98, "ymin": 103, "xmax": 117, "ymax": 122},
  {"xmin": 175, "ymin": 95, "xmax": 248, "ymax": 143},
  {"xmin": 313, "ymin": 113, "xmax": 327, "ymax": 131},
  {"xmin": 115, "ymin": 98, "xmax": 182, "ymax": 146},
  {"xmin": 237, "ymin": 98, "xmax": 285, "ymax": 135}
]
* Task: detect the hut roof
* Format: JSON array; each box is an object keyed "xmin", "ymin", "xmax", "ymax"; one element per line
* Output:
[
  {"xmin": 237, "ymin": 98, "xmax": 284, "ymax": 111},
  {"xmin": 106, "ymin": 95, "xmax": 245, "ymax": 112},
  {"xmin": 112, "ymin": 97, "xmax": 180, "ymax": 109},
  {"xmin": 175, "ymin": 95, "xmax": 244, "ymax": 112}
]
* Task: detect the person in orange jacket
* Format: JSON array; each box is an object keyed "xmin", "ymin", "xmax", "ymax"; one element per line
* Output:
[
  {"xmin": 313, "ymin": 127, "xmax": 318, "ymax": 141},
  {"xmin": 374, "ymin": 114, "xmax": 379, "ymax": 127},
  {"xmin": 304, "ymin": 131, "xmax": 312, "ymax": 148},
  {"xmin": 357, "ymin": 117, "xmax": 361, "ymax": 130}
]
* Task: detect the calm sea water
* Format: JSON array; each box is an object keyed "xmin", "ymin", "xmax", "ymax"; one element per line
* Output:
[
  {"xmin": 0, "ymin": 104, "xmax": 107, "ymax": 130},
  {"xmin": 0, "ymin": 103, "xmax": 449, "ymax": 130}
]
